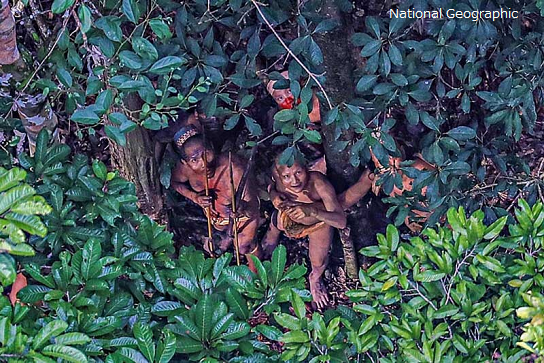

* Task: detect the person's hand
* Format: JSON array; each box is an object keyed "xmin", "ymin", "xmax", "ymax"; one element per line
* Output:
[
  {"xmin": 286, "ymin": 205, "xmax": 316, "ymax": 220},
  {"xmin": 193, "ymin": 193, "xmax": 213, "ymax": 208},
  {"xmin": 278, "ymin": 199, "xmax": 302, "ymax": 210}
]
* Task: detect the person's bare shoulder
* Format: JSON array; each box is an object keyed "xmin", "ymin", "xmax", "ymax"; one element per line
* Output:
[
  {"xmin": 307, "ymin": 171, "xmax": 335, "ymax": 196},
  {"xmin": 171, "ymin": 161, "xmax": 188, "ymax": 183}
]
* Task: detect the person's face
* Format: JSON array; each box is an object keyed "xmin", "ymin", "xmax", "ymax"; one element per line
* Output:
[
  {"xmin": 272, "ymin": 89, "xmax": 295, "ymax": 110},
  {"xmin": 183, "ymin": 140, "xmax": 215, "ymax": 177},
  {"xmin": 276, "ymin": 162, "xmax": 309, "ymax": 193}
]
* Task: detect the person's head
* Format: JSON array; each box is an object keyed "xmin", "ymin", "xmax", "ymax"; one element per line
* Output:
[
  {"xmin": 174, "ymin": 126, "xmax": 215, "ymax": 176},
  {"xmin": 267, "ymin": 71, "xmax": 295, "ymax": 110},
  {"xmin": 273, "ymin": 156, "xmax": 309, "ymax": 193}
]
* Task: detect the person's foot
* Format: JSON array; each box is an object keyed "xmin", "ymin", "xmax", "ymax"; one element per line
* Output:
[{"xmin": 309, "ymin": 277, "xmax": 330, "ymax": 310}]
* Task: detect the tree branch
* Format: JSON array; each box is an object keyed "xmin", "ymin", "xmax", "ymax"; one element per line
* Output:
[{"xmin": 250, "ymin": 0, "xmax": 334, "ymax": 110}]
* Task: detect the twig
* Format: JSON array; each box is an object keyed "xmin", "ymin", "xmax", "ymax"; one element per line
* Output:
[
  {"xmin": 408, "ymin": 280, "xmax": 437, "ymax": 310},
  {"xmin": 250, "ymin": 0, "xmax": 333, "ymax": 110},
  {"xmin": 445, "ymin": 246, "xmax": 476, "ymax": 304}
]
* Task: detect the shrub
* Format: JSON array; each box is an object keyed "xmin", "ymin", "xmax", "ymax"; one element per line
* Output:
[{"xmin": 260, "ymin": 200, "xmax": 544, "ymax": 362}]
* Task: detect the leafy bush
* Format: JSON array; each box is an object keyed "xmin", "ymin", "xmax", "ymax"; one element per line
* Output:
[
  {"xmin": 0, "ymin": 166, "xmax": 51, "ymax": 288},
  {"xmin": 253, "ymin": 200, "xmax": 544, "ymax": 362},
  {"xmin": 517, "ymin": 292, "xmax": 544, "ymax": 358}
]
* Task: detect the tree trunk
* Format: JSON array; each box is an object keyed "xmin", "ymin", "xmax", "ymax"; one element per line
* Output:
[
  {"xmin": 0, "ymin": 0, "xmax": 20, "ymax": 65},
  {"xmin": 109, "ymin": 95, "xmax": 166, "ymax": 223},
  {"xmin": 314, "ymin": 0, "xmax": 387, "ymax": 278}
]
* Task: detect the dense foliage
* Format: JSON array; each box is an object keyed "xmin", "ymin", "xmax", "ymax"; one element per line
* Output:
[
  {"xmin": 2, "ymin": 0, "xmax": 543, "ymax": 229},
  {"xmin": 0, "ymin": 131, "xmax": 544, "ymax": 361}
]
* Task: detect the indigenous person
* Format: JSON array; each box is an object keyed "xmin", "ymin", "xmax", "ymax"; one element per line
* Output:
[
  {"xmin": 261, "ymin": 156, "xmax": 374, "ymax": 308},
  {"xmin": 266, "ymin": 71, "xmax": 326, "ymax": 174},
  {"xmin": 370, "ymin": 145, "xmax": 436, "ymax": 232},
  {"xmin": 170, "ymin": 125, "xmax": 262, "ymax": 269}
]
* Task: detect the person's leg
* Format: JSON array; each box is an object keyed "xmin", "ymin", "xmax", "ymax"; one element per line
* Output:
[
  {"xmin": 337, "ymin": 169, "xmax": 374, "ymax": 210},
  {"xmin": 308, "ymin": 225, "xmax": 333, "ymax": 309},
  {"xmin": 261, "ymin": 211, "xmax": 282, "ymax": 259},
  {"xmin": 236, "ymin": 217, "xmax": 261, "ymax": 273}
]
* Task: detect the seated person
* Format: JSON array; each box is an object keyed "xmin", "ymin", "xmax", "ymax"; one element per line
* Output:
[
  {"xmin": 266, "ymin": 71, "xmax": 326, "ymax": 174},
  {"xmin": 261, "ymin": 156, "xmax": 374, "ymax": 308},
  {"xmin": 170, "ymin": 125, "xmax": 262, "ymax": 269}
]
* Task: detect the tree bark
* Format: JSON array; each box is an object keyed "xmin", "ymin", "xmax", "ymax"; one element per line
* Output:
[
  {"xmin": 312, "ymin": 0, "xmax": 362, "ymax": 278},
  {"xmin": 0, "ymin": 0, "xmax": 20, "ymax": 65},
  {"xmin": 109, "ymin": 95, "xmax": 166, "ymax": 223}
]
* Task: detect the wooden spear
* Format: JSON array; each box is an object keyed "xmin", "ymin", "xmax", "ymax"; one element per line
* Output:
[
  {"xmin": 228, "ymin": 151, "xmax": 241, "ymax": 265},
  {"xmin": 202, "ymin": 133, "xmax": 214, "ymax": 257}
]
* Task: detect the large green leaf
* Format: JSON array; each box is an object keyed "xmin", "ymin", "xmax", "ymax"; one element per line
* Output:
[
  {"xmin": 156, "ymin": 330, "xmax": 176, "ymax": 363},
  {"xmin": 80, "ymin": 239, "xmax": 102, "ymax": 281},
  {"xmin": 0, "ymin": 184, "xmax": 36, "ymax": 215},
  {"xmin": 0, "ymin": 253, "xmax": 16, "ymax": 286},
  {"xmin": 149, "ymin": 56, "xmax": 185, "ymax": 74},
  {"xmin": 51, "ymin": 0, "xmax": 76, "ymax": 14},
  {"xmin": 134, "ymin": 322, "xmax": 155, "ymax": 362},
  {"xmin": 195, "ymin": 294, "xmax": 214, "ymax": 342},
  {"xmin": 34, "ymin": 320, "xmax": 69, "ymax": 349},
  {"xmin": 42, "ymin": 344, "xmax": 87, "ymax": 363},
  {"xmin": 270, "ymin": 245, "xmax": 287, "ymax": 286},
  {"xmin": 0, "ymin": 167, "xmax": 26, "ymax": 193}
]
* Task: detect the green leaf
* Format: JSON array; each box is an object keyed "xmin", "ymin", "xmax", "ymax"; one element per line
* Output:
[
  {"xmin": 18, "ymin": 285, "xmax": 51, "ymax": 303},
  {"xmin": 274, "ymin": 109, "xmax": 297, "ymax": 122},
  {"xmin": 149, "ymin": 56, "xmax": 185, "ymax": 74},
  {"xmin": 55, "ymin": 333, "xmax": 91, "ymax": 346},
  {"xmin": 415, "ymin": 270, "xmax": 445, "ymax": 282},
  {"xmin": 443, "ymin": 161, "xmax": 470, "ymax": 175},
  {"xmin": 290, "ymin": 291, "xmax": 306, "ymax": 319},
  {"xmin": 117, "ymin": 347, "xmax": 149, "ymax": 363},
  {"xmin": 447, "ymin": 126, "xmax": 476, "ymax": 141},
  {"xmin": 119, "ymin": 51, "xmax": 143, "ymax": 70},
  {"xmin": 80, "ymin": 239, "xmax": 102, "ymax": 281},
  {"xmin": 105, "ymin": 126, "xmax": 127, "ymax": 146},
  {"xmin": 0, "ymin": 254, "xmax": 16, "ymax": 286},
  {"xmin": 195, "ymin": 294, "xmax": 214, "ymax": 341},
  {"xmin": 5, "ymin": 213, "xmax": 47, "ymax": 237},
  {"xmin": 271, "ymin": 245, "xmax": 287, "ymax": 286},
  {"xmin": 56, "ymin": 68, "xmax": 73, "ymax": 88},
  {"xmin": 157, "ymin": 331, "xmax": 176, "ymax": 363},
  {"xmin": 77, "ymin": 5, "xmax": 92, "ymax": 33},
  {"xmin": 51, "ymin": 0, "xmax": 76, "ymax": 14},
  {"xmin": 249, "ymin": 255, "xmax": 268, "ymax": 288},
  {"xmin": 42, "ymin": 345, "xmax": 87, "ymax": 363},
  {"xmin": 71, "ymin": 109, "xmax": 100, "ymax": 125},
  {"xmin": 433, "ymin": 304, "xmax": 459, "ymax": 319},
  {"xmin": 483, "ymin": 216, "xmax": 507, "ymax": 240},
  {"xmin": 134, "ymin": 322, "xmax": 155, "ymax": 362},
  {"xmin": 220, "ymin": 322, "xmax": 250, "ymax": 340},
  {"xmin": 388, "ymin": 43, "xmax": 403, "ymax": 66},
  {"xmin": 34, "ymin": 320, "xmax": 69, "ymax": 349},
  {"xmin": 420, "ymin": 112, "xmax": 439, "ymax": 132},
  {"xmin": 149, "ymin": 19, "xmax": 172, "ymax": 40},
  {"xmin": 0, "ymin": 167, "xmax": 26, "ymax": 192},
  {"xmin": 132, "ymin": 37, "xmax": 158, "ymax": 61},
  {"xmin": 225, "ymin": 288, "xmax": 249, "ymax": 320},
  {"xmin": 122, "ymin": 0, "xmax": 140, "ymax": 23},
  {"xmin": 360, "ymin": 39, "xmax": 381, "ymax": 57},
  {"xmin": 151, "ymin": 301, "xmax": 183, "ymax": 317},
  {"xmin": 356, "ymin": 75, "xmax": 378, "ymax": 93},
  {"xmin": 274, "ymin": 313, "xmax": 300, "ymax": 330},
  {"xmin": 92, "ymin": 160, "xmax": 107, "ymax": 181}
]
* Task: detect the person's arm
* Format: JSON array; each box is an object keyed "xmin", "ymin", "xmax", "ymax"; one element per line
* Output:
[
  {"xmin": 171, "ymin": 164, "xmax": 212, "ymax": 208},
  {"xmin": 285, "ymin": 175, "xmax": 346, "ymax": 229}
]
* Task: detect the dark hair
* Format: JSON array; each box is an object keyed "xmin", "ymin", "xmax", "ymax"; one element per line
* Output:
[{"xmin": 175, "ymin": 135, "xmax": 214, "ymax": 161}]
